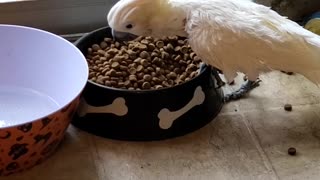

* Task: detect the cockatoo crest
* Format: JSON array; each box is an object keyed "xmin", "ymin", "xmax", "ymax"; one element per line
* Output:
[{"xmin": 108, "ymin": 0, "xmax": 187, "ymax": 37}]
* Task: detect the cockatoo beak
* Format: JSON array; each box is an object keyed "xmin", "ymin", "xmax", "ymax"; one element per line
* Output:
[{"xmin": 111, "ymin": 29, "xmax": 138, "ymax": 41}]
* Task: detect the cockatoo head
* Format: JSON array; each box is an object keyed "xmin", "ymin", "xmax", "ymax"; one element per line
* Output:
[{"xmin": 107, "ymin": 0, "xmax": 188, "ymax": 40}]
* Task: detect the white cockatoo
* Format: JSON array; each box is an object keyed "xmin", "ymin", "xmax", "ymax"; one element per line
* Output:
[{"xmin": 107, "ymin": 0, "xmax": 320, "ymax": 102}]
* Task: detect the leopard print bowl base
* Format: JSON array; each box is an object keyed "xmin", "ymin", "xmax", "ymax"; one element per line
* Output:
[{"xmin": 0, "ymin": 25, "xmax": 88, "ymax": 176}]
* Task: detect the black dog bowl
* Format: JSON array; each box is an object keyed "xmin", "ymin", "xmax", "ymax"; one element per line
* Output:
[{"xmin": 71, "ymin": 26, "xmax": 224, "ymax": 141}]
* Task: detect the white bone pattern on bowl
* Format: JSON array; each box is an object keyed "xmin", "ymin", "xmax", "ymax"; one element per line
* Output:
[
  {"xmin": 77, "ymin": 97, "xmax": 128, "ymax": 117},
  {"xmin": 158, "ymin": 86, "xmax": 206, "ymax": 129}
]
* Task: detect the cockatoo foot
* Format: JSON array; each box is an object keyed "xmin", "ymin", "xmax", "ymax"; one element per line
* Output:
[
  {"xmin": 223, "ymin": 79, "xmax": 261, "ymax": 103},
  {"xmin": 211, "ymin": 67, "xmax": 226, "ymax": 88}
]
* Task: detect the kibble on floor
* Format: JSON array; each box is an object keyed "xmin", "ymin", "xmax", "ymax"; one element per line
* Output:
[
  {"xmin": 284, "ymin": 104, "xmax": 293, "ymax": 111},
  {"xmin": 288, "ymin": 147, "xmax": 297, "ymax": 156}
]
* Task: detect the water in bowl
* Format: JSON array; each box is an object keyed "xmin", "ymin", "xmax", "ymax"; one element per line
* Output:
[{"xmin": 0, "ymin": 86, "xmax": 60, "ymax": 128}]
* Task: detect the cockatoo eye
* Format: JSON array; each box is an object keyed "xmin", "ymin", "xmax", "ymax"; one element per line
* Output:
[{"xmin": 126, "ymin": 24, "xmax": 133, "ymax": 29}]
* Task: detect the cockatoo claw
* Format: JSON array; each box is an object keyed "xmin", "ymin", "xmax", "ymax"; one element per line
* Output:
[
  {"xmin": 210, "ymin": 66, "xmax": 226, "ymax": 88},
  {"xmin": 223, "ymin": 79, "xmax": 261, "ymax": 103}
]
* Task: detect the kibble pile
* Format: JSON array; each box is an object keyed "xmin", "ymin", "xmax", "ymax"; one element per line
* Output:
[{"xmin": 86, "ymin": 36, "xmax": 202, "ymax": 90}]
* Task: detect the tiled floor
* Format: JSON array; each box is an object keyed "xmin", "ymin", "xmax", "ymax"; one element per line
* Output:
[{"xmin": 2, "ymin": 71, "xmax": 320, "ymax": 180}]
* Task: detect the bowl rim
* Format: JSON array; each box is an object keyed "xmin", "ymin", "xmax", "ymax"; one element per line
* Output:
[
  {"xmin": 0, "ymin": 24, "xmax": 89, "ymax": 130},
  {"xmin": 74, "ymin": 26, "xmax": 211, "ymax": 94}
]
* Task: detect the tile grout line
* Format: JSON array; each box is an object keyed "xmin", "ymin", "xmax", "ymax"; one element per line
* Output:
[
  {"xmin": 239, "ymin": 112, "xmax": 280, "ymax": 180},
  {"xmin": 88, "ymin": 134, "xmax": 107, "ymax": 180}
]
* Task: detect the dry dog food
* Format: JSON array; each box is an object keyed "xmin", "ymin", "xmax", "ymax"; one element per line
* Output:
[
  {"xmin": 284, "ymin": 104, "xmax": 292, "ymax": 111},
  {"xmin": 288, "ymin": 147, "xmax": 296, "ymax": 156},
  {"xmin": 281, "ymin": 71, "xmax": 294, "ymax": 75},
  {"xmin": 85, "ymin": 36, "xmax": 202, "ymax": 90}
]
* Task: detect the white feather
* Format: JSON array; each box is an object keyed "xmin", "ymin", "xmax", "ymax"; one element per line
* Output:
[
  {"xmin": 107, "ymin": 0, "xmax": 320, "ymax": 86},
  {"xmin": 169, "ymin": 0, "xmax": 320, "ymax": 84}
]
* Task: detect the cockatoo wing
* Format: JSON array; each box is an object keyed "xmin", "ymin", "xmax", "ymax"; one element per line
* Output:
[{"xmin": 186, "ymin": 4, "xmax": 320, "ymax": 85}]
